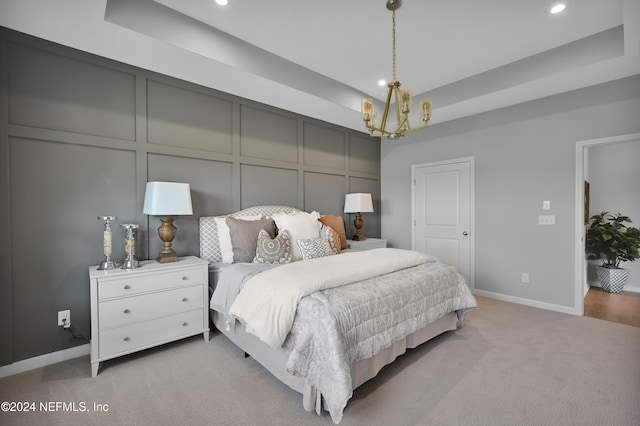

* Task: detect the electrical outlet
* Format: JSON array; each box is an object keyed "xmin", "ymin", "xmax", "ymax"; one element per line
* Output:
[
  {"xmin": 521, "ymin": 273, "xmax": 530, "ymax": 283},
  {"xmin": 58, "ymin": 310, "xmax": 71, "ymax": 328}
]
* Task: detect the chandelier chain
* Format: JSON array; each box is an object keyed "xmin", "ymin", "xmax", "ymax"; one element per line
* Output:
[{"xmin": 392, "ymin": 7, "xmax": 397, "ymax": 82}]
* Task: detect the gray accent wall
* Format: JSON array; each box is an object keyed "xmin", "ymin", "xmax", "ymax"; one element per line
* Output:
[
  {"xmin": 0, "ymin": 28, "xmax": 380, "ymax": 366},
  {"xmin": 381, "ymin": 75, "xmax": 640, "ymax": 310}
]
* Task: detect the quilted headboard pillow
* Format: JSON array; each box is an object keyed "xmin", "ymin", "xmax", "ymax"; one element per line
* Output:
[{"xmin": 199, "ymin": 205, "xmax": 301, "ymax": 264}]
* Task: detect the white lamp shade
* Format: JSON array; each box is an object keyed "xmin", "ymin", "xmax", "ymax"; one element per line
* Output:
[
  {"xmin": 143, "ymin": 182, "xmax": 193, "ymax": 216},
  {"xmin": 344, "ymin": 193, "xmax": 374, "ymax": 213}
]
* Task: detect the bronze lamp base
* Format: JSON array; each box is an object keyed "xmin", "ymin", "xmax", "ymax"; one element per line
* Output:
[
  {"xmin": 352, "ymin": 212, "xmax": 366, "ymax": 241},
  {"xmin": 157, "ymin": 215, "xmax": 178, "ymax": 263}
]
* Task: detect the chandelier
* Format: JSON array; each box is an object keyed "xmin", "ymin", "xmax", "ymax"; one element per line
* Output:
[{"xmin": 361, "ymin": 0, "xmax": 432, "ymax": 140}]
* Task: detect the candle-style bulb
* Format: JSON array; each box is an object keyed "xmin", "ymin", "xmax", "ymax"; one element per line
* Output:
[
  {"xmin": 401, "ymin": 90, "xmax": 412, "ymax": 114},
  {"xmin": 361, "ymin": 98, "xmax": 374, "ymax": 120},
  {"xmin": 420, "ymin": 100, "xmax": 432, "ymax": 122}
]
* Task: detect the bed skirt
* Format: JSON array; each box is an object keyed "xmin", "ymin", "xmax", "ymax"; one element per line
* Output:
[{"xmin": 212, "ymin": 309, "xmax": 458, "ymax": 415}]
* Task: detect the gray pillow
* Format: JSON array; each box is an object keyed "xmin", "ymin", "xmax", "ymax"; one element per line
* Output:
[
  {"xmin": 253, "ymin": 229, "xmax": 292, "ymax": 264},
  {"xmin": 226, "ymin": 217, "xmax": 276, "ymax": 263}
]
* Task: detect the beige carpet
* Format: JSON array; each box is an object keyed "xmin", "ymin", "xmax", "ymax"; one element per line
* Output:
[{"xmin": 1, "ymin": 296, "xmax": 639, "ymax": 426}]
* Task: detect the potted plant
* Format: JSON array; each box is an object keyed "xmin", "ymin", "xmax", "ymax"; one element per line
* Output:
[{"xmin": 586, "ymin": 211, "xmax": 640, "ymax": 293}]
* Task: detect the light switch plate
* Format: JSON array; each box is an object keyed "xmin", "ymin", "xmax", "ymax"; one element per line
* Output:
[{"xmin": 543, "ymin": 201, "xmax": 550, "ymax": 210}]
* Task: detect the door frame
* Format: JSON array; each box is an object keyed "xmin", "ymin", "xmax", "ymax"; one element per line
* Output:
[
  {"xmin": 411, "ymin": 157, "xmax": 475, "ymax": 290},
  {"xmin": 574, "ymin": 133, "xmax": 640, "ymax": 316}
]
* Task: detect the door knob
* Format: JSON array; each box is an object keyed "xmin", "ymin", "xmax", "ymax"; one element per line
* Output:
[{"xmin": 462, "ymin": 231, "xmax": 469, "ymax": 236}]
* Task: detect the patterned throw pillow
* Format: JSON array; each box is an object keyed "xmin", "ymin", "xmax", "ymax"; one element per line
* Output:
[
  {"xmin": 318, "ymin": 215, "xmax": 348, "ymax": 249},
  {"xmin": 296, "ymin": 237, "xmax": 335, "ymax": 261},
  {"xmin": 321, "ymin": 225, "xmax": 341, "ymax": 254},
  {"xmin": 253, "ymin": 229, "xmax": 292, "ymax": 264}
]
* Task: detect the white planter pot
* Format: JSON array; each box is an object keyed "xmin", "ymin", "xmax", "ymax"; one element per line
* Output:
[{"xmin": 595, "ymin": 266, "xmax": 629, "ymax": 293}]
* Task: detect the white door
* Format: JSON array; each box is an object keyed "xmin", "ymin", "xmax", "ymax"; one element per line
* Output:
[{"xmin": 412, "ymin": 158, "xmax": 473, "ymax": 288}]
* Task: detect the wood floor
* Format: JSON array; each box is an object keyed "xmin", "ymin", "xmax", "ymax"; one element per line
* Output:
[{"xmin": 584, "ymin": 287, "xmax": 640, "ymax": 327}]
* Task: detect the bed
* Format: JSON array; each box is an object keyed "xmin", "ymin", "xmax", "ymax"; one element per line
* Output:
[{"xmin": 200, "ymin": 205, "xmax": 476, "ymax": 424}]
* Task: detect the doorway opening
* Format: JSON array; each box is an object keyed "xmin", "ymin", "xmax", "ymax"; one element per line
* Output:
[{"xmin": 574, "ymin": 133, "xmax": 640, "ymax": 320}]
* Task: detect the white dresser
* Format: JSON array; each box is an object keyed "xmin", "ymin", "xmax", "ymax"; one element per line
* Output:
[
  {"xmin": 89, "ymin": 256, "xmax": 209, "ymax": 377},
  {"xmin": 346, "ymin": 238, "xmax": 388, "ymax": 251}
]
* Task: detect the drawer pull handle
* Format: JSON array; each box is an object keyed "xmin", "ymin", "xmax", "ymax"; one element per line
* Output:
[
  {"xmin": 182, "ymin": 322, "xmax": 188, "ymax": 327},
  {"xmin": 123, "ymin": 285, "xmax": 131, "ymax": 290},
  {"xmin": 123, "ymin": 337, "xmax": 130, "ymax": 342},
  {"xmin": 182, "ymin": 298, "xmax": 188, "ymax": 302},
  {"xmin": 123, "ymin": 309, "xmax": 130, "ymax": 314},
  {"xmin": 182, "ymin": 276, "xmax": 188, "ymax": 281}
]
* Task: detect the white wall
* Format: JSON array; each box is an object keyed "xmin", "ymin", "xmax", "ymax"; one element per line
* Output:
[
  {"xmin": 381, "ymin": 75, "xmax": 640, "ymax": 311},
  {"xmin": 588, "ymin": 140, "xmax": 640, "ymax": 289}
]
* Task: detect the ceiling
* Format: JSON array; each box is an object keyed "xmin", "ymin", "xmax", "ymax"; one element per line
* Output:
[
  {"xmin": 2, "ymin": 0, "xmax": 640, "ymax": 133},
  {"xmin": 154, "ymin": 0, "xmax": 624, "ymax": 96}
]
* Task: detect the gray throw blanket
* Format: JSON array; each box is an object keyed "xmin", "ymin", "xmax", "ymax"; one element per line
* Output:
[{"xmin": 210, "ymin": 263, "xmax": 275, "ymax": 327}]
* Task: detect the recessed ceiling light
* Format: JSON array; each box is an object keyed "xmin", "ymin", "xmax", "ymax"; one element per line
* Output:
[
  {"xmin": 378, "ymin": 79, "xmax": 387, "ymax": 86},
  {"xmin": 550, "ymin": 3, "xmax": 566, "ymax": 14},
  {"xmin": 215, "ymin": 0, "xmax": 229, "ymax": 6}
]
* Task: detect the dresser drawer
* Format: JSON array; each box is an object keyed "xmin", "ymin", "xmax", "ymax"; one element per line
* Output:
[
  {"xmin": 98, "ymin": 267, "xmax": 204, "ymax": 300},
  {"xmin": 99, "ymin": 309, "xmax": 204, "ymax": 358},
  {"xmin": 98, "ymin": 285, "xmax": 204, "ymax": 330}
]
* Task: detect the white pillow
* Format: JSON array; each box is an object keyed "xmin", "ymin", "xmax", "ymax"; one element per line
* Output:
[
  {"xmin": 214, "ymin": 214, "xmax": 262, "ymax": 263},
  {"xmin": 272, "ymin": 211, "xmax": 322, "ymax": 261}
]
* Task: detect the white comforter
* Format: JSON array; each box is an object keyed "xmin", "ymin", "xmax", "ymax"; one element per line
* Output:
[{"xmin": 228, "ymin": 248, "xmax": 428, "ymax": 348}]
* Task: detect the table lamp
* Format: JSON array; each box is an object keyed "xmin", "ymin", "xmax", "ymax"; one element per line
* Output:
[
  {"xmin": 143, "ymin": 181, "xmax": 193, "ymax": 263},
  {"xmin": 344, "ymin": 193, "xmax": 374, "ymax": 241}
]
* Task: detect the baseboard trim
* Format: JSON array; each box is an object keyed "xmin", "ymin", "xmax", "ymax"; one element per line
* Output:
[
  {"xmin": 0, "ymin": 343, "xmax": 90, "ymax": 379},
  {"xmin": 473, "ymin": 290, "xmax": 579, "ymax": 315},
  {"xmin": 588, "ymin": 281, "xmax": 640, "ymax": 293}
]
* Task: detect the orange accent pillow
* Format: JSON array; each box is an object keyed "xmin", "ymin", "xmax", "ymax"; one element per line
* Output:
[{"xmin": 318, "ymin": 215, "xmax": 348, "ymax": 250}]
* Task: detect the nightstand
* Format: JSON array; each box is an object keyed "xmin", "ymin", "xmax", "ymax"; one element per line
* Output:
[
  {"xmin": 346, "ymin": 238, "xmax": 387, "ymax": 252},
  {"xmin": 89, "ymin": 256, "xmax": 209, "ymax": 377}
]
